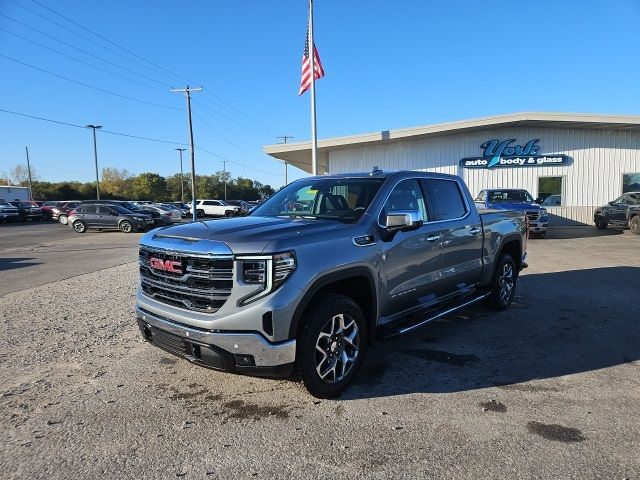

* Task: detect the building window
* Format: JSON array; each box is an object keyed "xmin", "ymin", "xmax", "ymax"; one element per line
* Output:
[
  {"xmin": 538, "ymin": 176, "xmax": 563, "ymax": 207},
  {"xmin": 622, "ymin": 173, "xmax": 640, "ymax": 193}
]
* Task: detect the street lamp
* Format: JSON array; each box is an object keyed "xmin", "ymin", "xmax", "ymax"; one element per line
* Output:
[
  {"xmin": 86, "ymin": 124, "xmax": 102, "ymax": 200},
  {"xmin": 175, "ymin": 148, "xmax": 186, "ymax": 202}
]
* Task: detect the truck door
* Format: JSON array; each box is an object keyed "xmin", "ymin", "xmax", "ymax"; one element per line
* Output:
[
  {"xmin": 378, "ymin": 178, "xmax": 444, "ymax": 316},
  {"xmin": 423, "ymin": 178, "xmax": 484, "ymax": 292},
  {"xmin": 609, "ymin": 195, "xmax": 632, "ymax": 224}
]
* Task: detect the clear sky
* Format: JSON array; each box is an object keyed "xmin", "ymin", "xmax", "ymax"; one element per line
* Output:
[{"xmin": 1, "ymin": 0, "xmax": 639, "ymax": 188}]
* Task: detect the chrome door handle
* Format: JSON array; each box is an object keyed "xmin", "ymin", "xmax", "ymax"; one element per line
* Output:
[
  {"xmin": 469, "ymin": 227, "xmax": 481, "ymax": 235},
  {"xmin": 426, "ymin": 235, "xmax": 441, "ymax": 242}
]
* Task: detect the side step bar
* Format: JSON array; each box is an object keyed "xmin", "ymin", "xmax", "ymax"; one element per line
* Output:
[{"xmin": 376, "ymin": 292, "xmax": 491, "ymax": 340}]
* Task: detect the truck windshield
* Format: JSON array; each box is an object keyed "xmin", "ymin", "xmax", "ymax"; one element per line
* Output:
[
  {"xmin": 488, "ymin": 190, "xmax": 533, "ymax": 203},
  {"xmin": 251, "ymin": 177, "xmax": 385, "ymax": 221}
]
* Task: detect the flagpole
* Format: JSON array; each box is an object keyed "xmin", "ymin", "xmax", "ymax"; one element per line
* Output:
[{"xmin": 309, "ymin": 0, "xmax": 318, "ymax": 175}]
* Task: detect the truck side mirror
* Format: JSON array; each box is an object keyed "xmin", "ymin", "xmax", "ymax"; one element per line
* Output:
[{"xmin": 384, "ymin": 210, "xmax": 423, "ymax": 231}]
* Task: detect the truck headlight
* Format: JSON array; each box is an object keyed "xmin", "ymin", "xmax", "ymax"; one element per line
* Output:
[{"xmin": 237, "ymin": 251, "xmax": 296, "ymax": 305}]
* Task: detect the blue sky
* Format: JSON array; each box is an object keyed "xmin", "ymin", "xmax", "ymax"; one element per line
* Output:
[{"xmin": 1, "ymin": 0, "xmax": 639, "ymax": 188}]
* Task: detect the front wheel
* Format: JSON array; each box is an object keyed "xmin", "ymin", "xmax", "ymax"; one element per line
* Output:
[
  {"xmin": 58, "ymin": 214, "xmax": 68, "ymax": 225},
  {"xmin": 296, "ymin": 293, "xmax": 368, "ymax": 398},
  {"xmin": 595, "ymin": 217, "xmax": 608, "ymax": 230},
  {"xmin": 119, "ymin": 220, "xmax": 133, "ymax": 233},
  {"xmin": 486, "ymin": 254, "xmax": 517, "ymax": 311},
  {"xmin": 630, "ymin": 215, "xmax": 640, "ymax": 235},
  {"xmin": 72, "ymin": 220, "xmax": 86, "ymax": 233},
  {"xmin": 225, "ymin": 210, "xmax": 234, "ymax": 217}
]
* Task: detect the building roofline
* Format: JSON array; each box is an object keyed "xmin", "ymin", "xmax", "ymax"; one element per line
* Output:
[{"xmin": 263, "ymin": 111, "xmax": 640, "ymax": 173}]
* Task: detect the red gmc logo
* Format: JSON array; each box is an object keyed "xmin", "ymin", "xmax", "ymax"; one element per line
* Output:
[{"xmin": 149, "ymin": 257, "xmax": 182, "ymax": 274}]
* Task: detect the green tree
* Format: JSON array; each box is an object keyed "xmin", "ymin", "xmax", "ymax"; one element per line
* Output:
[
  {"xmin": 131, "ymin": 173, "xmax": 167, "ymax": 201},
  {"xmin": 101, "ymin": 167, "xmax": 132, "ymax": 199}
]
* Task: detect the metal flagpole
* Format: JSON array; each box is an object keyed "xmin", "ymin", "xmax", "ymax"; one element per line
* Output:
[{"xmin": 309, "ymin": 0, "xmax": 318, "ymax": 176}]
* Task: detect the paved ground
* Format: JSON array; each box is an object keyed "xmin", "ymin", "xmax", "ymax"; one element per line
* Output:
[{"xmin": 0, "ymin": 223, "xmax": 639, "ymax": 479}]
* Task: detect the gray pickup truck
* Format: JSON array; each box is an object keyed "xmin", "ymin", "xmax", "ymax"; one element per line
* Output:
[{"xmin": 136, "ymin": 170, "xmax": 527, "ymax": 397}]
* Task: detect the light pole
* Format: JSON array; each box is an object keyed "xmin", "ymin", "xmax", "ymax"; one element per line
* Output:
[
  {"xmin": 175, "ymin": 148, "xmax": 186, "ymax": 202},
  {"xmin": 86, "ymin": 124, "xmax": 102, "ymax": 199}
]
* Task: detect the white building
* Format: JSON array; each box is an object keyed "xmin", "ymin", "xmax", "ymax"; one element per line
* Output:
[
  {"xmin": 264, "ymin": 112, "xmax": 640, "ymax": 225},
  {"xmin": 0, "ymin": 185, "xmax": 30, "ymax": 202}
]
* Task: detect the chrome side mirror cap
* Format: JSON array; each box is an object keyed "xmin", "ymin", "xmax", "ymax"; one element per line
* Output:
[{"xmin": 384, "ymin": 210, "xmax": 423, "ymax": 231}]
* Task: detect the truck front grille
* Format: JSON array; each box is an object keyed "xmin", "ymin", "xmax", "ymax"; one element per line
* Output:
[
  {"xmin": 526, "ymin": 211, "xmax": 540, "ymax": 221},
  {"xmin": 139, "ymin": 246, "xmax": 233, "ymax": 313}
]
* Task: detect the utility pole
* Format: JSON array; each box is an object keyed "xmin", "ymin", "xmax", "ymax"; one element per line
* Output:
[
  {"xmin": 175, "ymin": 148, "xmax": 186, "ymax": 203},
  {"xmin": 171, "ymin": 85, "xmax": 203, "ymax": 222},
  {"xmin": 25, "ymin": 146, "xmax": 33, "ymax": 201},
  {"xmin": 86, "ymin": 124, "xmax": 102, "ymax": 199},
  {"xmin": 284, "ymin": 162, "xmax": 288, "ymax": 185},
  {"xmin": 221, "ymin": 160, "xmax": 227, "ymax": 201},
  {"xmin": 277, "ymin": 135, "xmax": 293, "ymax": 144}
]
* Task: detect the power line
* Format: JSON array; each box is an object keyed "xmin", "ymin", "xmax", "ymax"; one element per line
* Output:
[
  {"xmin": 17, "ymin": 1, "xmax": 283, "ymax": 136},
  {"xmin": 0, "ymin": 54, "xmax": 182, "ymax": 111},
  {"xmin": 10, "ymin": 0, "xmax": 178, "ymax": 84},
  {"xmin": 0, "ymin": 27, "xmax": 165, "ymax": 92},
  {"xmin": 0, "ymin": 13, "xmax": 170, "ymax": 88}
]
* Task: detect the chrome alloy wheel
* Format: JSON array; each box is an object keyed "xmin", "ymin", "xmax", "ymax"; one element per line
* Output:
[
  {"xmin": 315, "ymin": 313, "xmax": 360, "ymax": 383},
  {"xmin": 498, "ymin": 262, "xmax": 515, "ymax": 304}
]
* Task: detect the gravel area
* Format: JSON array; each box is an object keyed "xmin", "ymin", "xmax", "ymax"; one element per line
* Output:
[{"xmin": 1, "ymin": 231, "xmax": 639, "ymax": 479}]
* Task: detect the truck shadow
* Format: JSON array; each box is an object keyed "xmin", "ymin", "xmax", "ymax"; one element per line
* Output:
[
  {"xmin": 0, "ymin": 257, "xmax": 40, "ymax": 271},
  {"xmin": 542, "ymin": 226, "xmax": 625, "ymax": 239},
  {"xmin": 344, "ymin": 266, "xmax": 640, "ymax": 399}
]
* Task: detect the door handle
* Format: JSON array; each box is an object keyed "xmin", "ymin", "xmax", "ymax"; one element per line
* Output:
[
  {"xmin": 426, "ymin": 234, "xmax": 441, "ymax": 242},
  {"xmin": 469, "ymin": 227, "xmax": 481, "ymax": 235}
]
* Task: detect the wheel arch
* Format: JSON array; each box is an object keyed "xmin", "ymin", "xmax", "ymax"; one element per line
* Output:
[{"xmin": 289, "ymin": 267, "xmax": 378, "ymax": 341}]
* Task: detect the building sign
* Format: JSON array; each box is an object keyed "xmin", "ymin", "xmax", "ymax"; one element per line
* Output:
[{"xmin": 459, "ymin": 139, "xmax": 569, "ymax": 169}]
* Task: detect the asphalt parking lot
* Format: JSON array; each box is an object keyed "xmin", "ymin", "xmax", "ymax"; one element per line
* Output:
[{"xmin": 1, "ymin": 222, "xmax": 639, "ymax": 479}]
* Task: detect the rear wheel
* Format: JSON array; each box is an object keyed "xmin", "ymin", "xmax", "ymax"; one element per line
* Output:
[
  {"xmin": 119, "ymin": 220, "xmax": 133, "ymax": 233},
  {"xmin": 196, "ymin": 209, "xmax": 205, "ymax": 218},
  {"xmin": 486, "ymin": 254, "xmax": 517, "ymax": 311},
  {"xmin": 630, "ymin": 215, "xmax": 640, "ymax": 235},
  {"xmin": 72, "ymin": 220, "xmax": 86, "ymax": 233},
  {"xmin": 58, "ymin": 214, "xmax": 68, "ymax": 225},
  {"xmin": 296, "ymin": 293, "xmax": 368, "ymax": 398},
  {"xmin": 595, "ymin": 217, "xmax": 608, "ymax": 230}
]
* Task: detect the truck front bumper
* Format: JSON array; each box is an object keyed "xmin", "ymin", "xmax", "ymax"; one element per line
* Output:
[{"xmin": 135, "ymin": 306, "xmax": 296, "ymax": 378}]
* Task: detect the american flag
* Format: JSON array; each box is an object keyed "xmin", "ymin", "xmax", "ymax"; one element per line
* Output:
[{"xmin": 298, "ymin": 27, "xmax": 325, "ymax": 96}]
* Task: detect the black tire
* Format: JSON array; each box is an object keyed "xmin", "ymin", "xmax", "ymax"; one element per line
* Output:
[
  {"xmin": 296, "ymin": 293, "xmax": 368, "ymax": 398},
  {"xmin": 595, "ymin": 217, "xmax": 607, "ymax": 230},
  {"xmin": 58, "ymin": 214, "xmax": 68, "ymax": 225},
  {"xmin": 72, "ymin": 220, "xmax": 86, "ymax": 233},
  {"xmin": 225, "ymin": 210, "xmax": 234, "ymax": 217},
  {"xmin": 486, "ymin": 253, "xmax": 517, "ymax": 311},
  {"xmin": 539, "ymin": 231, "xmax": 546, "ymax": 239},
  {"xmin": 630, "ymin": 215, "xmax": 640, "ymax": 235},
  {"xmin": 196, "ymin": 209, "xmax": 205, "ymax": 218},
  {"xmin": 119, "ymin": 220, "xmax": 133, "ymax": 233}
]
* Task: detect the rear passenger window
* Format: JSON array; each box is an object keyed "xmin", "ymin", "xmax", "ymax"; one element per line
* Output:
[
  {"xmin": 83, "ymin": 206, "xmax": 97, "ymax": 214},
  {"xmin": 425, "ymin": 179, "xmax": 467, "ymax": 220},
  {"xmin": 97, "ymin": 206, "xmax": 112, "ymax": 214}
]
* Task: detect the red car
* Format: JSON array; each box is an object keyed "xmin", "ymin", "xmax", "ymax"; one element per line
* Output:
[{"xmin": 50, "ymin": 201, "xmax": 82, "ymax": 225}]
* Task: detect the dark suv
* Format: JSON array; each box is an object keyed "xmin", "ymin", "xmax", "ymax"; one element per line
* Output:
[
  {"xmin": 9, "ymin": 201, "xmax": 47, "ymax": 221},
  {"xmin": 68, "ymin": 204, "xmax": 154, "ymax": 233},
  {"xmin": 51, "ymin": 201, "xmax": 82, "ymax": 224},
  {"xmin": 594, "ymin": 192, "xmax": 640, "ymax": 234}
]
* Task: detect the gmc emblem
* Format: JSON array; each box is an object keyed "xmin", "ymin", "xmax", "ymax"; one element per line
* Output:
[{"xmin": 149, "ymin": 257, "xmax": 182, "ymax": 274}]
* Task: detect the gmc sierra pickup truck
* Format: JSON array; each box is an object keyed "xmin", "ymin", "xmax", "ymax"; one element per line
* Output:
[{"xmin": 136, "ymin": 170, "xmax": 528, "ymax": 397}]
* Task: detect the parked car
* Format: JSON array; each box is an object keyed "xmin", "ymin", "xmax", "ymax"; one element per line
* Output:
[
  {"xmin": 0, "ymin": 201, "xmax": 20, "ymax": 222},
  {"xmin": 81, "ymin": 200, "xmax": 147, "ymax": 214},
  {"xmin": 165, "ymin": 202, "xmax": 192, "ymax": 217},
  {"xmin": 594, "ymin": 192, "xmax": 640, "ymax": 234},
  {"xmin": 541, "ymin": 195, "xmax": 562, "ymax": 207},
  {"xmin": 159, "ymin": 203, "xmax": 189, "ymax": 218},
  {"xmin": 138, "ymin": 205, "xmax": 182, "ymax": 225},
  {"xmin": 475, "ymin": 189, "xmax": 549, "ymax": 238},
  {"xmin": 51, "ymin": 201, "xmax": 82, "ymax": 224},
  {"xmin": 136, "ymin": 170, "xmax": 528, "ymax": 398},
  {"xmin": 8, "ymin": 201, "xmax": 47, "ymax": 221},
  {"xmin": 68, "ymin": 204, "xmax": 154, "ymax": 233},
  {"xmin": 225, "ymin": 200, "xmax": 249, "ymax": 214},
  {"xmin": 188, "ymin": 199, "xmax": 241, "ymax": 218}
]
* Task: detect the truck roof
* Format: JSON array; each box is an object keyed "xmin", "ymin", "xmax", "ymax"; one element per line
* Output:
[{"xmin": 304, "ymin": 169, "xmax": 462, "ymax": 182}]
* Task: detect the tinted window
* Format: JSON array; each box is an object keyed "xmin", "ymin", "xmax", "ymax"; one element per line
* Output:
[
  {"xmin": 380, "ymin": 179, "xmax": 428, "ymax": 222},
  {"xmin": 203, "ymin": 201, "xmax": 214, "ymax": 206},
  {"xmin": 425, "ymin": 179, "xmax": 467, "ymax": 220},
  {"xmin": 97, "ymin": 206, "xmax": 113, "ymax": 214},
  {"xmin": 110, "ymin": 205, "xmax": 133, "ymax": 214},
  {"xmin": 83, "ymin": 205, "xmax": 97, "ymax": 214}
]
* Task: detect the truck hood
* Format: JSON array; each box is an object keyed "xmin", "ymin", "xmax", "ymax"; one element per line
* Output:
[
  {"xmin": 145, "ymin": 215, "xmax": 354, "ymax": 254},
  {"xmin": 486, "ymin": 202, "xmax": 541, "ymax": 211}
]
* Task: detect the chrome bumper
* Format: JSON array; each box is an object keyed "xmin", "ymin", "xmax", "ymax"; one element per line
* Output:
[{"xmin": 136, "ymin": 306, "xmax": 296, "ymax": 367}]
